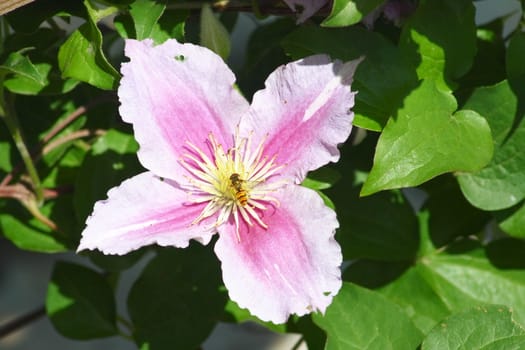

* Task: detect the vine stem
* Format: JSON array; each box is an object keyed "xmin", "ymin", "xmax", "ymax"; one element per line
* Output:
[
  {"xmin": 0, "ymin": 93, "xmax": 44, "ymax": 203},
  {"xmin": 0, "ymin": 306, "xmax": 46, "ymax": 339},
  {"xmin": 1, "ymin": 95, "xmax": 114, "ymax": 187},
  {"xmin": 291, "ymin": 335, "xmax": 305, "ymax": 350},
  {"xmin": 166, "ymin": 0, "xmax": 331, "ymax": 16},
  {"xmin": 117, "ymin": 315, "xmax": 133, "ymax": 332}
]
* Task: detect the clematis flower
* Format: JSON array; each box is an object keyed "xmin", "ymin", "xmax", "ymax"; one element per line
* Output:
[
  {"xmin": 78, "ymin": 39, "xmax": 361, "ymax": 324},
  {"xmin": 283, "ymin": 0, "xmax": 329, "ymax": 23}
]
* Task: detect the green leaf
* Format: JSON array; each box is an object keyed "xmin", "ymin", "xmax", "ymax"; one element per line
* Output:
[
  {"xmin": 418, "ymin": 250, "xmax": 525, "ymax": 327},
  {"xmin": 458, "ymin": 80, "xmax": 525, "ymax": 210},
  {"xmin": 129, "ymin": 0, "xmax": 166, "ymax": 40},
  {"xmin": 200, "ymin": 4, "xmax": 231, "ymax": 60},
  {"xmin": 361, "ymin": 80, "xmax": 493, "ymax": 196},
  {"xmin": 115, "ymin": 7, "xmax": 187, "ymax": 43},
  {"xmin": 4, "ymin": 62, "xmax": 79, "ymax": 95},
  {"xmin": 58, "ymin": 0, "xmax": 120, "ymax": 90},
  {"xmin": 0, "ymin": 29, "xmax": 80, "ymax": 95},
  {"xmin": 128, "ymin": 244, "xmax": 227, "ymax": 349},
  {"xmin": 313, "ymin": 283, "xmax": 422, "ymax": 350},
  {"xmin": 496, "ymin": 202, "xmax": 525, "ymax": 238},
  {"xmin": 0, "ymin": 198, "xmax": 72, "ymax": 253},
  {"xmin": 46, "ymin": 261, "xmax": 118, "ymax": 339},
  {"xmin": 422, "ymin": 305, "xmax": 525, "ymax": 350},
  {"xmin": 461, "ymin": 80, "xmax": 515, "ymax": 146},
  {"xmin": 0, "ymin": 50, "xmax": 46, "ymax": 86},
  {"xmin": 399, "ymin": 0, "xmax": 476, "ymax": 91},
  {"xmin": 379, "ymin": 267, "xmax": 451, "ymax": 334},
  {"xmin": 282, "ymin": 26, "xmax": 418, "ymax": 131},
  {"xmin": 73, "ymin": 129, "xmax": 140, "ymax": 223},
  {"xmin": 322, "ymin": 0, "xmax": 385, "ymax": 27}
]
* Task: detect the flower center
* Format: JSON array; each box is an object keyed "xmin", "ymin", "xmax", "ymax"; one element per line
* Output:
[{"xmin": 179, "ymin": 129, "xmax": 284, "ymax": 241}]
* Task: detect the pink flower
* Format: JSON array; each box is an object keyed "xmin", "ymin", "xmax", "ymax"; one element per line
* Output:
[
  {"xmin": 283, "ymin": 0, "xmax": 329, "ymax": 23},
  {"xmin": 78, "ymin": 39, "xmax": 360, "ymax": 323}
]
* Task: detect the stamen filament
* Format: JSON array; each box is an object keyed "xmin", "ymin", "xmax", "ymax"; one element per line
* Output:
[{"xmin": 180, "ymin": 131, "xmax": 287, "ymax": 241}]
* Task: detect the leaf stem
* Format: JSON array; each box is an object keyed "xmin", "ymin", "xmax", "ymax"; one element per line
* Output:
[{"xmin": 417, "ymin": 209, "xmax": 436, "ymax": 258}]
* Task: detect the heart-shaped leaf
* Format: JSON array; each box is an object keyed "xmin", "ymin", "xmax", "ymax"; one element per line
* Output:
[{"xmin": 362, "ymin": 80, "xmax": 493, "ymax": 196}]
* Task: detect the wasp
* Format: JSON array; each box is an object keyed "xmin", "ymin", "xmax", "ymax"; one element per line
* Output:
[{"xmin": 229, "ymin": 173, "xmax": 248, "ymax": 206}]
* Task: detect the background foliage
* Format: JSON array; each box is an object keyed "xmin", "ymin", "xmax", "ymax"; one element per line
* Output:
[{"xmin": 1, "ymin": 0, "xmax": 525, "ymax": 348}]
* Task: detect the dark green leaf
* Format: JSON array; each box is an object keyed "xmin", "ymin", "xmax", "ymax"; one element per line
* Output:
[
  {"xmin": 336, "ymin": 188, "xmax": 419, "ymax": 261},
  {"xmin": 5, "ymin": 0, "xmax": 83, "ymax": 33},
  {"xmin": 302, "ymin": 167, "xmax": 341, "ymax": 190},
  {"xmin": 456, "ymin": 23, "xmax": 506, "ymax": 96},
  {"xmin": 313, "ymin": 282, "xmax": 422, "ymax": 350},
  {"xmin": 506, "ymin": 32, "xmax": 525, "ymax": 80},
  {"xmin": 362, "ymin": 80, "xmax": 493, "ymax": 195},
  {"xmin": 238, "ymin": 19, "xmax": 294, "ymax": 98},
  {"xmin": 423, "ymin": 176, "xmax": 489, "ymax": 247},
  {"xmin": 486, "ymin": 238, "xmax": 525, "ymax": 269},
  {"xmin": 73, "ymin": 129, "xmax": 140, "ymax": 223},
  {"xmin": 46, "ymin": 261, "xmax": 117, "ymax": 339},
  {"xmin": 128, "ymin": 244, "xmax": 227, "ymax": 350},
  {"xmin": 399, "ymin": 0, "xmax": 476, "ymax": 91}
]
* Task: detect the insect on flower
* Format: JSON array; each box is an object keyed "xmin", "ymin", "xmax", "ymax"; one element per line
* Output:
[
  {"xmin": 77, "ymin": 38, "xmax": 362, "ymax": 324},
  {"xmin": 229, "ymin": 173, "xmax": 248, "ymax": 206}
]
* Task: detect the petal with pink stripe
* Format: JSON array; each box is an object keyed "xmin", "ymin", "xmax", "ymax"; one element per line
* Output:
[
  {"xmin": 241, "ymin": 55, "xmax": 361, "ymax": 184},
  {"xmin": 119, "ymin": 39, "xmax": 250, "ymax": 181},
  {"xmin": 214, "ymin": 185, "xmax": 342, "ymax": 323},
  {"xmin": 78, "ymin": 172, "xmax": 216, "ymax": 255}
]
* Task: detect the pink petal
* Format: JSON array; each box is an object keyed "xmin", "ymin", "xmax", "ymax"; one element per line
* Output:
[
  {"xmin": 241, "ymin": 55, "xmax": 361, "ymax": 183},
  {"xmin": 214, "ymin": 185, "xmax": 342, "ymax": 323},
  {"xmin": 283, "ymin": 0, "xmax": 328, "ymax": 23},
  {"xmin": 119, "ymin": 39, "xmax": 250, "ymax": 181},
  {"xmin": 78, "ymin": 172, "xmax": 216, "ymax": 255}
]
